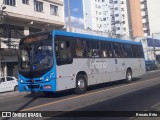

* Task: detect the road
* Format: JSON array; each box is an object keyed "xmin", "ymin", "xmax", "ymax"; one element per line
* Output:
[{"xmin": 1, "ymin": 71, "xmax": 160, "ymax": 120}]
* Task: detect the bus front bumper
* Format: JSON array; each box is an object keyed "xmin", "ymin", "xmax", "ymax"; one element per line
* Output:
[{"xmin": 18, "ymin": 80, "xmax": 56, "ymax": 92}]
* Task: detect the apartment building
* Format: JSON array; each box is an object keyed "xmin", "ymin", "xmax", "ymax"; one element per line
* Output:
[
  {"xmin": 141, "ymin": 0, "xmax": 160, "ymax": 36},
  {"xmin": 0, "ymin": 0, "xmax": 65, "ymax": 77},
  {"xmin": 83, "ymin": 0, "xmax": 130, "ymax": 37}
]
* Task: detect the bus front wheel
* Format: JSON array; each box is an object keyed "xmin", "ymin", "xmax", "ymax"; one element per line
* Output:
[
  {"xmin": 126, "ymin": 69, "xmax": 132, "ymax": 83},
  {"xmin": 74, "ymin": 74, "xmax": 87, "ymax": 94}
]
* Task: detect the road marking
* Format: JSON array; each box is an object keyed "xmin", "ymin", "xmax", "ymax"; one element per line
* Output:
[
  {"xmin": 151, "ymin": 102, "xmax": 160, "ymax": 109},
  {"xmin": 21, "ymin": 76, "xmax": 160, "ymax": 111}
]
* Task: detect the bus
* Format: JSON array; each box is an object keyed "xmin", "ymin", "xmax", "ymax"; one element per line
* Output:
[{"xmin": 18, "ymin": 30, "xmax": 146, "ymax": 94}]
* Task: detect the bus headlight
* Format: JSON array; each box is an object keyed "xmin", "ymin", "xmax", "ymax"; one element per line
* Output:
[
  {"xmin": 18, "ymin": 78, "xmax": 23, "ymax": 83},
  {"xmin": 45, "ymin": 72, "xmax": 54, "ymax": 82},
  {"xmin": 46, "ymin": 78, "xmax": 49, "ymax": 81}
]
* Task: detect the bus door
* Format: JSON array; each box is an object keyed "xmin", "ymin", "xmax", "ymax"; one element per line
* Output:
[{"xmin": 55, "ymin": 36, "xmax": 75, "ymax": 91}]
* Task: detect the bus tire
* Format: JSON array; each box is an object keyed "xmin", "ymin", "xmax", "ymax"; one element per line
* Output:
[
  {"xmin": 125, "ymin": 69, "xmax": 132, "ymax": 83},
  {"xmin": 74, "ymin": 74, "xmax": 87, "ymax": 94}
]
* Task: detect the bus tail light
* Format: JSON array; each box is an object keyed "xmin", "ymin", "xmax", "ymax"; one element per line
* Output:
[{"xmin": 44, "ymin": 85, "xmax": 52, "ymax": 89}]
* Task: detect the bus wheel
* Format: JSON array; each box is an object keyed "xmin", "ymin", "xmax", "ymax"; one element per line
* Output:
[
  {"xmin": 74, "ymin": 74, "xmax": 87, "ymax": 94},
  {"xmin": 126, "ymin": 69, "xmax": 132, "ymax": 83}
]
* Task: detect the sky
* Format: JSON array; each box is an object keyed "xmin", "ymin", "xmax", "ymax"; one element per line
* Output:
[{"xmin": 64, "ymin": 0, "xmax": 84, "ymax": 28}]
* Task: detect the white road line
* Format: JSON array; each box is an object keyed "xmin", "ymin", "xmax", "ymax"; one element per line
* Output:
[{"xmin": 151, "ymin": 102, "xmax": 160, "ymax": 109}]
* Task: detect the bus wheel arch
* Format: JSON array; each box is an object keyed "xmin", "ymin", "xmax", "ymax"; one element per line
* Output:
[
  {"xmin": 125, "ymin": 67, "xmax": 132, "ymax": 83},
  {"xmin": 74, "ymin": 71, "xmax": 88, "ymax": 94}
]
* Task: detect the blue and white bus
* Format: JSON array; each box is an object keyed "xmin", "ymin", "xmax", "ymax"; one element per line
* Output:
[{"xmin": 18, "ymin": 30, "xmax": 146, "ymax": 94}]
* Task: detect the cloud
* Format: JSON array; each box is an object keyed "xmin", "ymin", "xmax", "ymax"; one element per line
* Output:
[
  {"xmin": 72, "ymin": 8, "xmax": 79, "ymax": 12},
  {"xmin": 66, "ymin": 16, "xmax": 84, "ymax": 28}
]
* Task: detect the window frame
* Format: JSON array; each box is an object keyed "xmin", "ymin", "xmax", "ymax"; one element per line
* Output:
[
  {"xmin": 4, "ymin": 0, "xmax": 16, "ymax": 6},
  {"xmin": 34, "ymin": 0, "xmax": 43, "ymax": 12},
  {"xmin": 22, "ymin": 0, "xmax": 29, "ymax": 5},
  {"xmin": 50, "ymin": 4, "xmax": 59, "ymax": 16}
]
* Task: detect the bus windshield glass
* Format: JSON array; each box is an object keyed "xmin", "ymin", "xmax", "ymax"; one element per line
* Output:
[{"xmin": 19, "ymin": 33, "xmax": 53, "ymax": 72}]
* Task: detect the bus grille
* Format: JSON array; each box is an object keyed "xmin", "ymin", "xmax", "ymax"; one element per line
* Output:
[
  {"xmin": 27, "ymin": 85, "xmax": 40, "ymax": 89},
  {"xmin": 26, "ymin": 80, "xmax": 42, "ymax": 83}
]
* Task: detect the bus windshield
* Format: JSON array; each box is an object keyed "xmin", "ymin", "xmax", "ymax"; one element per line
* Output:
[{"xmin": 19, "ymin": 34, "xmax": 53, "ymax": 72}]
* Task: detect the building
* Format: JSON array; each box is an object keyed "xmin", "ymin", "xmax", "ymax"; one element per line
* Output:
[
  {"xmin": 141, "ymin": 0, "xmax": 160, "ymax": 36},
  {"xmin": 83, "ymin": 0, "xmax": 130, "ymax": 38},
  {"xmin": 128, "ymin": 0, "xmax": 160, "ymax": 38},
  {"xmin": 0, "ymin": 0, "xmax": 65, "ymax": 77},
  {"xmin": 128, "ymin": 0, "xmax": 144, "ymax": 38}
]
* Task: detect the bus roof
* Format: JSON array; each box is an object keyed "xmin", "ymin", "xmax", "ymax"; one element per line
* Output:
[{"xmin": 52, "ymin": 30, "xmax": 142, "ymax": 45}]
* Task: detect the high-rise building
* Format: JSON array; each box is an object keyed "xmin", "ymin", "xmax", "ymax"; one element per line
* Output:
[
  {"xmin": 128, "ymin": 0, "xmax": 144, "ymax": 38},
  {"xmin": 140, "ymin": 0, "xmax": 160, "ymax": 36},
  {"xmin": 83, "ymin": 0, "xmax": 130, "ymax": 37}
]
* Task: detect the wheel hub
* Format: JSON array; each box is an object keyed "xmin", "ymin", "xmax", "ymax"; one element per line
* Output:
[{"xmin": 78, "ymin": 79, "xmax": 85, "ymax": 89}]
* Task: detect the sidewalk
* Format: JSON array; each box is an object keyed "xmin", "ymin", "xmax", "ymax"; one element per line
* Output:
[{"xmin": 0, "ymin": 91, "xmax": 28, "ymax": 99}]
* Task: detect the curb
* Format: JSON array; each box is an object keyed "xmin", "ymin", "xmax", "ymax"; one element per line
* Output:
[{"xmin": 0, "ymin": 91, "xmax": 28, "ymax": 98}]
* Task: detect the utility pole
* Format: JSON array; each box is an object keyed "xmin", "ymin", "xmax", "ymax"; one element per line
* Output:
[
  {"xmin": 152, "ymin": 33, "xmax": 156, "ymax": 61},
  {"xmin": 152, "ymin": 32, "xmax": 160, "ymax": 61},
  {"xmin": 68, "ymin": 0, "xmax": 72, "ymax": 32},
  {"xmin": 0, "ymin": 5, "xmax": 6, "ymax": 77}
]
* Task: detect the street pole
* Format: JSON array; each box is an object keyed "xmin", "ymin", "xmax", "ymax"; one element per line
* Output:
[
  {"xmin": 0, "ymin": 56, "xmax": 2, "ymax": 77},
  {"xmin": 152, "ymin": 33, "xmax": 156, "ymax": 61},
  {"xmin": 68, "ymin": 0, "xmax": 72, "ymax": 32}
]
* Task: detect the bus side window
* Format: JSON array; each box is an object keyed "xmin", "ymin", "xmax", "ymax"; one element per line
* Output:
[
  {"xmin": 124, "ymin": 44, "xmax": 133, "ymax": 58},
  {"xmin": 101, "ymin": 41, "xmax": 112, "ymax": 58},
  {"xmin": 56, "ymin": 39, "xmax": 73, "ymax": 65},
  {"xmin": 59, "ymin": 41, "xmax": 71, "ymax": 58},
  {"xmin": 75, "ymin": 38, "xmax": 87, "ymax": 58},
  {"xmin": 113, "ymin": 43, "xmax": 124, "ymax": 58},
  {"xmin": 87, "ymin": 40, "xmax": 100, "ymax": 58}
]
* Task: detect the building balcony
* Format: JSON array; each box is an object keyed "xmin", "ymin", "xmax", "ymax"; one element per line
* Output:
[{"xmin": 0, "ymin": 0, "xmax": 65, "ymax": 28}]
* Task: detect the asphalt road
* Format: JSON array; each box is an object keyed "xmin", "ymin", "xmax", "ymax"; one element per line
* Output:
[{"xmin": 1, "ymin": 70, "xmax": 160, "ymax": 120}]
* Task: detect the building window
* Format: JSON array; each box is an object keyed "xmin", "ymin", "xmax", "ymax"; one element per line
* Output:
[
  {"xmin": 103, "ymin": 18, "xmax": 106, "ymax": 21},
  {"xmin": 0, "ymin": 24, "xmax": 24, "ymax": 38},
  {"xmin": 4, "ymin": 0, "xmax": 16, "ymax": 6},
  {"xmin": 115, "ymin": 7, "xmax": 118, "ymax": 10},
  {"xmin": 50, "ymin": 5, "xmax": 58, "ymax": 16},
  {"xmin": 22, "ymin": 0, "xmax": 29, "ymax": 4},
  {"xmin": 115, "ymin": 14, "xmax": 119, "ymax": 17},
  {"xmin": 34, "ymin": 0, "xmax": 43, "ymax": 12},
  {"xmin": 114, "ymin": 1, "xmax": 118, "ymax": 4}
]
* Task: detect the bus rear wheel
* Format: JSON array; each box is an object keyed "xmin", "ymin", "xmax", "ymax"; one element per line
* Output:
[
  {"xmin": 74, "ymin": 74, "xmax": 87, "ymax": 94},
  {"xmin": 126, "ymin": 69, "xmax": 132, "ymax": 83}
]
